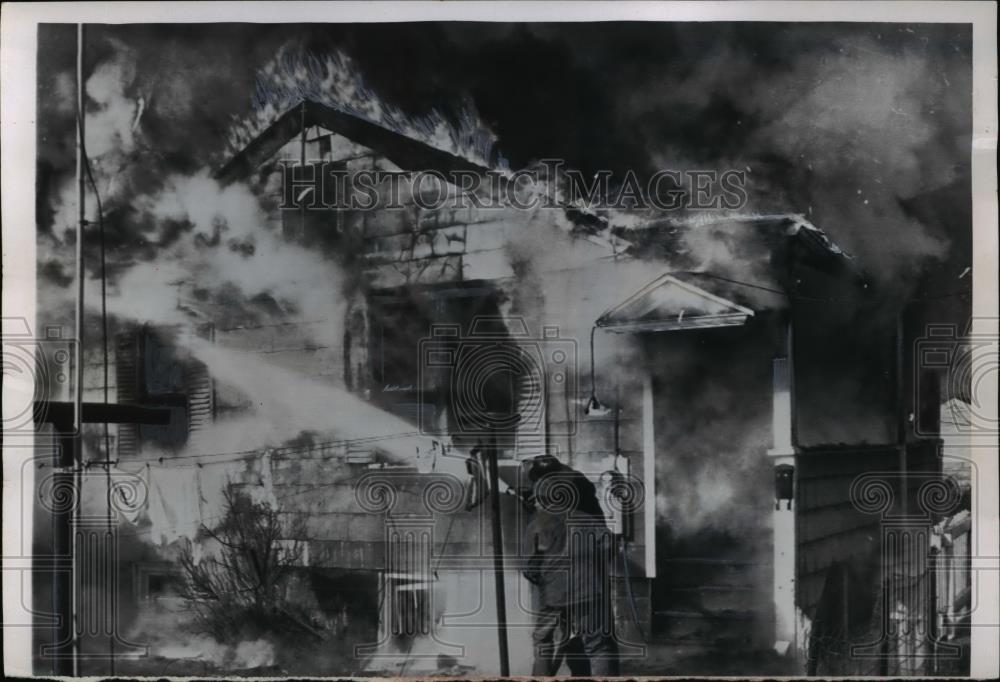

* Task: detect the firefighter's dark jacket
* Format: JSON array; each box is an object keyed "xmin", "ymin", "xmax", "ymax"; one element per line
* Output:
[{"xmin": 522, "ymin": 469, "xmax": 614, "ymax": 608}]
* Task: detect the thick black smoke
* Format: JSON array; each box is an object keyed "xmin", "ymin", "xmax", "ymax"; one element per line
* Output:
[{"xmin": 37, "ymin": 22, "xmax": 971, "ymax": 295}]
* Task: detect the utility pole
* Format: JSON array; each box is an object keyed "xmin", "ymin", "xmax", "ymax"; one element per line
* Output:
[
  {"xmin": 41, "ymin": 401, "xmax": 172, "ymax": 676},
  {"xmin": 51, "ymin": 433, "xmax": 76, "ymax": 675},
  {"xmin": 65, "ymin": 21, "xmax": 87, "ymax": 677},
  {"xmin": 50, "ymin": 22, "xmax": 86, "ymax": 676},
  {"xmin": 482, "ymin": 421, "xmax": 511, "ymax": 676},
  {"xmin": 49, "ymin": 27, "xmax": 172, "ymax": 675}
]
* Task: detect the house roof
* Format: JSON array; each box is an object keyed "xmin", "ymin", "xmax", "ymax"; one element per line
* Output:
[
  {"xmin": 216, "ymin": 99, "xmax": 495, "ymax": 184},
  {"xmin": 596, "ymin": 215, "xmax": 861, "ymax": 331},
  {"xmin": 618, "ymin": 213, "xmax": 855, "ymax": 278},
  {"xmin": 218, "ymin": 103, "xmax": 861, "ymax": 306},
  {"xmin": 216, "ymin": 98, "xmax": 630, "ymax": 250}
]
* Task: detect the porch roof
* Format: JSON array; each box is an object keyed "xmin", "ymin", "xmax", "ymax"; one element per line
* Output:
[
  {"xmin": 598, "ymin": 213, "xmax": 864, "ymax": 332},
  {"xmin": 596, "ymin": 272, "xmax": 758, "ymax": 333}
]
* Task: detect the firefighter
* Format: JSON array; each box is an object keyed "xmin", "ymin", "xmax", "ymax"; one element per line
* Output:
[{"xmin": 522, "ymin": 455, "xmax": 620, "ymax": 676}]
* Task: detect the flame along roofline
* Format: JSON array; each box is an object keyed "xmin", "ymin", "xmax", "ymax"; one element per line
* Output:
[
  {"xmin": 617, "ymin": 212, "xmax": 865, "ymax": 285},
  {"xmin": 216, "ymin": 99, "xmax": 500, "ymax": 185},
  {"xmin": 217, "ymin": 105, "xmax": 857, "ymax": 275},
  {"xmin": 215, "ymin": 98, "xmax": 629, "ymax": 254}
]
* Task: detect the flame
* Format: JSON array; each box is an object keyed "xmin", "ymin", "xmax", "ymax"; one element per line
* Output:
[{"xmin": 226, "ymin": 46, "xmax": 507, "ymax": 169}]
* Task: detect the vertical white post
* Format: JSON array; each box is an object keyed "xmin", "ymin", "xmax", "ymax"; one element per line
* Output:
[
  {"xmin": 771, "ymin": 358, "xmax": 793, "ymax": 453},
  {"xmin": 642, "ymin": 374, "xmax": 656, "ymax": 578},
  {"xmin": 768, "ymin": 321, "xmax": 797, "ymax": 658}
]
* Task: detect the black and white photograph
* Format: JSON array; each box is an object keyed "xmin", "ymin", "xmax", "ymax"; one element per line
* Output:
[{"xmin": 2, "ymin": 1, "xmax": 998, "ymax": 678}]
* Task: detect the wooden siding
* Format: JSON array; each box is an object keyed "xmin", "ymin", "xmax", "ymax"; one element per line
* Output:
[{"xmin": 797, "ymin": 440, "xmax": 943, "ymax": 675}]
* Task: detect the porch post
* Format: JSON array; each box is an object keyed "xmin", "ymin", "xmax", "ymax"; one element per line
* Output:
[
  {"xmin": 642, "ymin": 374, "xmax": 656, "ymax": 578},
  {"xmin": 768, "ymin": 319, "xmax": 798, "ymax": 659}
]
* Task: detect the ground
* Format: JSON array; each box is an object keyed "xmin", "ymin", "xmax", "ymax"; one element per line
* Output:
[
  {"xmin": 622, "ymin": 642, "xmax": 799, "ymax": 676},
  {"xmin": 95, "ymin": 641, "xmax": 799, "ymax": 677}
]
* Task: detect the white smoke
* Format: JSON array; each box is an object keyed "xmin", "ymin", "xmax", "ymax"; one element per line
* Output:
[
  {"xmin": 130, "ymin": 608, "xmax": 276, "ymax": 669},
  {"xmin": 113, "ymin": 171, "xmax": 346, "ymax": 351},
  {"xmin": 84, "ymin": 55, "xmax": 140, "ymax": 158},
  {"xmin": 183, "ymin": 337, "xmax": 463, "ymax": 470}
]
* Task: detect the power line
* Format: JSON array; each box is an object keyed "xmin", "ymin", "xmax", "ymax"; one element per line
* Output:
[{"xmin": 113, "ymin": 430, "xmax": 426, "ymax": 467}]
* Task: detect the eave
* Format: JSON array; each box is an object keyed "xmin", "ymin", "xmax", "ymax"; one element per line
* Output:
[{"xmin": 216, "ymin": 99, "xmax": 496, "ymax": 184}]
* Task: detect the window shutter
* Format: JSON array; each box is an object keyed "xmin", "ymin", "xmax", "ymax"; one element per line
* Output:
[{"xmin": 184, "ymin": 361, "xmax": 214, "ymax": 435}]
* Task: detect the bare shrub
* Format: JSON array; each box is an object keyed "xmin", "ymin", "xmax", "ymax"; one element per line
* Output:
[{"xmin": 178, "ymin": 486, "xmax": 309, "ymax": 642}]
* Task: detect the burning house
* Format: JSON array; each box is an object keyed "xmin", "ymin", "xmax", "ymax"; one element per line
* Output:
[
  {"xmin": 41, "ymin": 101, "xmax": 960, "ymax": 677},
  {"xmin": 26, "ymin": 35, "xmax": 975, "ymax": 679}
]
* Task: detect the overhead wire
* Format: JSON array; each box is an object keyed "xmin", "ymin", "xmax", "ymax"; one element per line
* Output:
[
  {"xmin": 101, "ymin": 429, "xmax": 427, "ymax": 468},
  {"xmin": 76, "ymin": 61, "xmax": 118, "ymax": 675}
]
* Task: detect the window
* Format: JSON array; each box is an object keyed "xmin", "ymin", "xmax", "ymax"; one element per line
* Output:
[
  {"xmin": 367, "ymin": 289, "xmax": 440, "ymax": 429},
  {"xmin": 387, "ymin": 576, "xmax": 432, "ymax": 637},
  {"xmin": 383, "ymin": 525, "xmax": 434, "ymax": 638},
  {"xmin": 133, "ymin": 562, "xmax": 183, "ymax": 601},
  {"xmin": 366, "ymin": 282, "xmax": 523, "ymax": 450}
]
